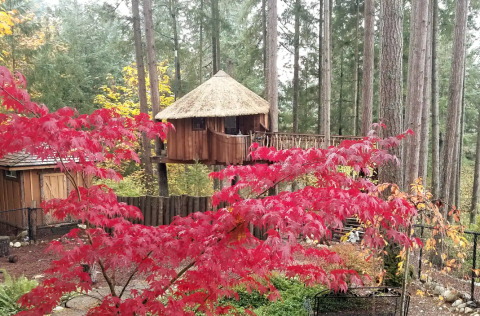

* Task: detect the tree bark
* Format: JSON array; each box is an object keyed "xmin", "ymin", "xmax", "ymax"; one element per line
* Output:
[
  {"xmin": 379, "ymin": 0, "xmax": 404, "ymax": 188},
  {"xmin": 361, "ymin": 0, "xmax": 374, "ymax": 136},
  {"xmin": 317, "ymin": 0, "xmax": 323, "ymax": 134},
  {"xmin": 171, "ymin": 0, "xmax": 182, "ymax": 98},
  {"xmin": 419, "ymin": 1, "xmax": 433, "ymax": 182},
  {"xmin": 267, "ymin": 0, "xmax": 278, "ymax": 133},
  {"xmin": 322, "ymin": 0, "xmax": 331, "ymax": 146},
  {"xmin": 404, "ymin": 0, "xmax": 429, "ymax": 187},
  {"xmin": 292, "ymin": 0, "xmax": 300, "ymax": 133},
  {"xmin": 143, "ymin": 0, "xmax": 169, "ymax": 196},
  {"xmin": 338, "ymin": 47, "xmax": 344, "ymax": 135},
  {"xmin": 454, "ymin": 62, "xmax": 467, "ymax": 208},
  {"xmin": 199, "ymin": 0, "xmax": 204, "ymax": 84},
  {"xmin": 132, "ymin": 0, "xmax": 154, "ymax": 192},
  {"xmin": 262, "ymin": 0, "xmax": 268, "ymax": 98},
  {"xmin": 353, "ymin": 0, "xmax": 360, "ymax": 136},
  {"xmin": 211, "ymin": 0, "xmax": 218, "ymax": 73},
  {"xmin": 431, "ymin": 0, "xmax": 440, "ymax": 197},
  {"xmin": 441, "ymin": 0, "xmax": 468, "ymax": 217},
  {"xmin": 470, "ymin": 110, "xmax": 480, "ymax": 224}
]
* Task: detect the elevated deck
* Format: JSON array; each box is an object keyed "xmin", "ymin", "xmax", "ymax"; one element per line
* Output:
[{"xmin": 152, "ymin": 131, "xmax": 362, "ymax": 166}]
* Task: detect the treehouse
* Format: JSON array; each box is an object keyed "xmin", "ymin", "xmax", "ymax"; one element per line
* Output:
[{"xmin": 154, "ymin": 70, "xmax": 358, "ymax": 166}]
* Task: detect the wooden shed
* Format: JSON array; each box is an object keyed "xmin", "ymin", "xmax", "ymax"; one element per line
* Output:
[
  {"xmin": 0, "ymin": 152, "xmax": 88, "ymax": 231},
  {"xmin": 155, "ymin": 70, "xmax": 270, "ymax": 165}
]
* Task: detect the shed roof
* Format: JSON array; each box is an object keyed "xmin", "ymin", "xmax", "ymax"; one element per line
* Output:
[
  {"xmin": 0, "ymin": 152, "xmax": 57, "ymax": 170},
  {"xmin": 155, "ymin": 70, "xmax": 270, "ymax": 120}
]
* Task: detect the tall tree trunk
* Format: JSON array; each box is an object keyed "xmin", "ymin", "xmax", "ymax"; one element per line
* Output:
[
  {"xmin": 199, "ymin": 0, "xmax": 204, "ymax": 84},
  {"xmin": 431, "ymin": 0, "xmax": 440, "ymax": 197},
  {"xmin": 292, "ymin": 0, "xmax": 300, "ymax": 133},
  {"xmin": 171, "ymin": 0, "xmax": 181, "ymax": 98},
  {"xmin": 454, "ymin": 63, "xmax": 467, "ymax": 208},
  {"xmin": 132, "ymin": 0, "xmax": 154, "ymax": 193},
  {"xmin": 404, "ymin": 0, "xmax": 429, "ymax": 187},
  {"xmin": 361, "ymin": 0, "xmax": 374, "ymax": 136},
  {"xmin": 441, "ymin": 0, "xmax": 468, "ymax": 217},
  {"xmin": 143, "ymin": 0, "xmax": 169, "ymax": 196},
  {"xmin": 353, "ymin": 0, "xmax": 360, "ymax": 136},
  {"xmin": 322, "ymin": 0, "xmax": 331, "ymax": 146},
  {"xmin": 267, "ymin": 0, "xmax": 278, "ymax": 133},
  {"xmin": 338, "ymin": 47, "xmax": 344, "ymax": 135},
  {"xmin": 379, "ymin": 0, "xmax": 404, "ymax": 293},
  {"xmin": 211, "ymin": 0, "xmax": 218, "ymax": 73},
  {"xmin": 262, "ymin": 0, "xmax": 268, "ymax": 98},
  {"xmin": 215, "ymin": 0, "xmax": 220, "ymax": 70},
  {"xmin": 470, "ymin": 110, "xmax": 480, "ymax": 224},
  {"xmin": 419, "ymin": 2, "xmax": 433, "ymax": 182},
  {"xmin": 379, "ymin": 0, "xmax": 403, "ymax": 189},
  {"xmin": 317, "ymin": 0, "xmax": 323, "ymax": 134}
]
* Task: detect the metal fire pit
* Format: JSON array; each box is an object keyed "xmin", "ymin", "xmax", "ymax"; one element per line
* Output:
[{"xmin": 312, "ymin": 287, "xmax": 410, "ymax": 316}]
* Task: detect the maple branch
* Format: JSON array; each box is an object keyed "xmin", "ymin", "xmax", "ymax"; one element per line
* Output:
[
  {"xmin": 0, "ymin": 85, "xmax": 41, "ymax": 118},
  {"xmin": 119, "ymin": 251, "xmax": 153, "ymax": 299},
  {"xmin": 85, "ymin": 232, "xmax": 117, "ymax": 297},
  {"xmin": 58, "ymin": 154, "xmax": 81, "ymax": 200}
]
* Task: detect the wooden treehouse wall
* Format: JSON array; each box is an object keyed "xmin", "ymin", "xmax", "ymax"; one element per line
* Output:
[{"xmin": 166, "ymin": 114, "xmax": 269, "ymax": 164}]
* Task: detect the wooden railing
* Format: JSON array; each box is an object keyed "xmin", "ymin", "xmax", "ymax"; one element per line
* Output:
[
  {"xmin": 250, "ymin": 132, "xmax": 362, "ymax": 151},
  {"xmin": 208, "ymin": 128, "xmax": 251, "ymax": 165}
]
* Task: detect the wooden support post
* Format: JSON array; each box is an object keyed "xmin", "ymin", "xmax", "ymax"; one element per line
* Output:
[{"xmin": 30, "ymin": 200, "xmax": 37, "ymax": 242}]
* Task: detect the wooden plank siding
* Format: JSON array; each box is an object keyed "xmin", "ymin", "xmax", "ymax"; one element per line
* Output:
[{"xmin": 0, "ymin": 170, "xmax": 23, "ymax": 229}]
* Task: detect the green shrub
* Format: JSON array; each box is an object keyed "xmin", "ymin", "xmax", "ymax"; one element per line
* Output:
[
  {"xmin": 0, "ymin": 270, "xmax": 38, "ymax": 316},
  {"xmin": 217, "ymin": 275, "xmax": 325, "ymax": 316}
]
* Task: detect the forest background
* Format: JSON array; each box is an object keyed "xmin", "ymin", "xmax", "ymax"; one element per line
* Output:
[{"xmin": 2, "ymin": 0, "xmax": 480, "ymax": 224}]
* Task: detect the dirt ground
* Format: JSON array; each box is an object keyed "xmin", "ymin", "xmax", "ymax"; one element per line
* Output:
[{"xmin": 0, "ymin": 237, "xmax": 469, "ymax": 315}]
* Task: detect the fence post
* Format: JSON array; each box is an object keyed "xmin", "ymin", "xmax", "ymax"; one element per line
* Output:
[
  {"xmin": 29, "ymin": 200, "xmax": 37, "ymax": 242},
  {"xmin": 472, "ymin": 234, "xmax": 477, "ymax": 300},
  {"xmin": 418, "ymin": 226, "xmax": 424, "ymax": 279}
]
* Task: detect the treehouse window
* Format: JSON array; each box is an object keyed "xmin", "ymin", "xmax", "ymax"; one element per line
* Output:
[
  {"xmin": 192, "ymin": 117, "xmax": 206, "ymax": 130},
  {"xmin": 225, "ymin": 116, "xmax": 238, "ymax": 135},
  {"xmin": 5, "ymin": 170, "xmax": 17, "ymax": 179}
]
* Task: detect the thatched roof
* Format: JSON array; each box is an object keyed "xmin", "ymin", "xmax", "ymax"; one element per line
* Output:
[{"xmin": 155, "ymin": 70, "xmax": 270, "ymax": 120}]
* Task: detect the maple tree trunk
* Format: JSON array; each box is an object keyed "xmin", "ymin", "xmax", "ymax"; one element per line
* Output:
[
  {"xmin": 171, "ymin": 0, "xmax": 182, "ymax": 98},
  {"xmin": 360, "ymin": 0, "xmax": 374, "ymax": 136},
  {"xmin": 292, "ymin": 0, "xmax": 300, "ymax": 133},
  {"xmin": 379, "ymin": 0, "xmax": 403, "ymax": 189},
  {"xmin": 353, "ymin": 0, "xmax": 360, "ymax": 136},
  {"xmin": 199, "ymin": 0, "xmax": 204, "ymax": 84},
  {"xmin": 441, "ymin": 0, "xmax": 467, "ymax": 217},
  {"xmin": 317, "ymin": 0, "xmax": 323, "ymax": 134},
  {"xmin": 470, "ymin": 110, "xmax": 480, "ymax": 224},
  {"xmin": 322, "ymin": 0, "xmax": 331, "ymax": 146},
  {"xmin": 132, "ymin": 0, "xmax": 154, "ymax": 193},
  {"xmin": 404, "ymin": 0, "xmax": 429, "ymax": 187},
  {"xmin": 431, "ymin": 0, "xmax": 440, "ymax": 198},
  {"xmin": 419, "ymin": 3, "xmax": 433, "ymax": 183},
  {"xmin": 143, "ymin": 0, "xmax": 169, "ymax": 196},
  {"xmin": 267, "ymin": 0, "xmax": 278, "ymax": 133}
]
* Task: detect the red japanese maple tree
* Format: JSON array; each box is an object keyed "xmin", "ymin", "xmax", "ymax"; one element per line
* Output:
[{"xmin": 0, "ymin": 67, "xmax": 420, "ymax": 315}]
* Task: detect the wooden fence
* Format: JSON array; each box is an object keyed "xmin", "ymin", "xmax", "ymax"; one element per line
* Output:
[{"xmin": 116, "ymin": 195, "xmax": 266, "ymax": 239}]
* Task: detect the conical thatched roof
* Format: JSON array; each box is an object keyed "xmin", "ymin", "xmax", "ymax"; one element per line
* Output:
[{"xmin": 155, "ymin": 70, "xmax": 270, "ymax": 120}]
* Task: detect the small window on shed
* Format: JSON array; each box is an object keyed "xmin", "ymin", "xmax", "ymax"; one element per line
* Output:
[
  {"xmin": 5, "ymin": 170, "xmax": 17, "ymax": 179},
  {"xmin": 192, "ymin": 117, "xmax": 206, "ymax": 130}
]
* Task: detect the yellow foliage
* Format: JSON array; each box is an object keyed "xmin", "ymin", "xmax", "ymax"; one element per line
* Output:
[{"xmin": 94, "ymin": 62, "xmax": 174, "ymax": 118}]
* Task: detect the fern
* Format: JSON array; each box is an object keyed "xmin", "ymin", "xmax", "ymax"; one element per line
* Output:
[{"xmin": 0, "ymin": 270, "xmax": 38, "ymax": 316}]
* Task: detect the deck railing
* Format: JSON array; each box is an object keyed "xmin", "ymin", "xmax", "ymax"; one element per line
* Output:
[
  {"xmin": 250, "ymin": 132, "xmax": 362, "ymax": 151},
  {"xmin": 207, "ymin": 130, "xmax": 363, "ymax": 165}
]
